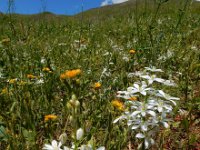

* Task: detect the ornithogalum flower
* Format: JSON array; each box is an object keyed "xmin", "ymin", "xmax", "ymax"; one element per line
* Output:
[
  {"xmin": 156, "ymin": 90, "xmax": 180, "ymax": 105},
  {"xmin": 113, "ymin": 67, "xmax": 180, "ymax": 149},
  {"xmin": 162, "ymin": 80, "xmax": 177, "ymax": 86},
  {"xmin": 140, "ymin": 74, "xmax": 165, "ymax": 85},
  {"xmin": 144, "ymin": 66, "xmax": 163, "ymax": 72},
  {"xmin": 127, "ymin": 81, "xmax": 151, "ymax": 96},
  {"xmin": 43, "ymin": 140, "xmax": 62, "ymax": 150}
]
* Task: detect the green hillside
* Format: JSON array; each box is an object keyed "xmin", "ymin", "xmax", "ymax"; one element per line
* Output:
[{"xmin": 0, "ymin": 0, "xmax": 200, "ymax": 149}]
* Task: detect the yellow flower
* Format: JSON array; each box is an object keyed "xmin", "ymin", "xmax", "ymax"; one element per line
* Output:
[
  {"xmin": 42, "ymin": 67, "xmax": 51, "ymax": 72},
  {"xmin": 44, "ymin": 114, "xmax": 57, "ymax": 122},
  {"xmin": 27, "ymin": 74, "xmax": 37, "ymax": 79},
  {"xmin": 60, "ymin": 69, "xmax": 81, "ymax": 79},
  {"xmin": 111, "ymin": 100, "xmax": 124, "ymax": 111},
  {"xmin": 128, "ymin": 96, "xmax": 137, "ymax": 101},
  {"xmin": 129, "ymin": 49, "xmax": 136, "ymax": 54},
  {"xmin": 93, "ymin": 82, "xmax": 101, "ymax": 89},
  {"xmin": 8, "ymin": 78, "xmax": 17, "ymax": 84},
  {"xmin": 1, "ymin": 88, "xmax": 8, "ymax": 95}
]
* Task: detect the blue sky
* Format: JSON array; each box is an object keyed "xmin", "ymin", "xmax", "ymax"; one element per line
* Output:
[{"xmin": 0, "ymin": 0, "xmax": 128, "ymax": 15}]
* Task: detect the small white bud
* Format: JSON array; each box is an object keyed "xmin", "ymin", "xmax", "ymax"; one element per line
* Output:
[{"xmin": 76, "ymin": 128, "xmax": 84, "ymax": 140}]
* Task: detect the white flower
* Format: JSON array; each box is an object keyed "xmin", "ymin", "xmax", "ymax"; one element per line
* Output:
[
  {"xmin": 63, "ymin": 143, "xmax": 75, "ymax": 150},
  {"xmin": 162, "ymin": 80, "xmax": 177, "ymax": 86},
  {"xmin": 116, "ymin": 90, "xmax": 138, "ymax": 100},
  {"xmin": 152, "ymin": 112, "xmax": 170, "ymax": 128},
  {"xmin": 157, "ymin": 90, "xmax": 180, "ymax": 105},
  {"xmin": 136, "ymin": 133, "xmax": 145, "ymax": 139},
  {"xmin": 128, "ymin": 71, "xmax": 145, "ymax": 78},
  {"xmin": 76, "ymin": 128, "xmax": 84, "ymax": 140},
  {"xmin": 63, "ymin": 146, "xmax": 73, "ymax": 150},
  {"xmin": 140, "ymin": 74, "xmax": 165, "ymax": 85},
  {"xmin": 79, "ymin": 144, "xmax": 92, "ymax": 150},
  {"xmin": 129, "ymin": 101, "xmax": 156, "ymax": 118},
  {"xmin": 128, "ymin": 118, "xmax": 150, "ymax": 132},
  {"xmin": 35, "ymin": 78, "xmax": 44, "ymax": 84},
  {"xmin": 144, "ymin": 66, "xmax": 163, "ymax": 72},
  {"xmin": 122, "ymin": 56, "xmax": 129, "ymax": 62},
  {"xmin": 41, "ymin": 57, "xmax": 46, "ymax": 64},
  {"xmin": 148, "ymin": 99, "xmax": 173, "ymax": 113},
  {"xmin": 96, "ymin": 146, "xmax": 105, "ymax": 150},
  {"xmin": 128, "ymin": 81, "xmax": 151, "ymax": 96},
  {"xmin": 100, "ymin": 68, "xmax": 111, "ymax": 80},
  {"xmin": 137, "ymin": 134, "xmax": 155, "ymax": 149},
  {"xmin": 43, "ymin": 140, "xmax": 62, "ymax": 150}
]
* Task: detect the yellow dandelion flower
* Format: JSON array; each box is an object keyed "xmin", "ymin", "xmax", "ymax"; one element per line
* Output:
[
  {"xmin": 128, "ymin": 96, "xmax": 137, "ymax": 101},
  {"xmin": 42, "ymin": 67, "xmax": 51, "ymax": 72},
  {"xmin": 93, "ymin": 82, "xmax": 101, "ymax": 89},
  {"xmin": 111, "ymin": 100, "xmax": 124, "ymax": 111},
  {"xmin": 27, "ymin": 74, "xmax": 37, "ymax": 79},
  {"xmin": 129, "ymin": 49, "xmax": 136, "ymax": 54},
  {"xmin": 44, "ymin": 114, "xmax": 57, "ymax": 122},
  {"xmin": 60, "ymin": 69, "xmax": 81, "ymax": 79},
  {"xmin": 8, "ymin": 78, "xmax": 17, "ymax": 84},
  {"xmin": 60, "ymin": 73, "xmax": 66, "ymax": 80}
]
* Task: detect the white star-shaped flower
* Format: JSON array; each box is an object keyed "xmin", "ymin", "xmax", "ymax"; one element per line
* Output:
[
  {"xmin": 140, "ymin": 74, "xmax": 165, "ymax": 85},
  {"xmin": 156, "ymin": 90, "xmax": 180, "ymax": 105},
  {"xmin": 43, "ymin": 140, "xmax": 62, "ymax": 150},
  {"xmin": 128, "ymin": 81, "xmax": 151, "ymax": 96},
  {"xmin": 144, "ymin": 66, "xmax": 163, "ymax": 72}
]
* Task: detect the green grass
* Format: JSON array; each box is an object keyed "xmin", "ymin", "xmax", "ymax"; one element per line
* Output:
[{"xmin": 0, "ymin": 0, "xmax": 200, "ymax": 149}]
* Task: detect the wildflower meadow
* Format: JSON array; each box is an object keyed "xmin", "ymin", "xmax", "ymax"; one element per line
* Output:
[{"xmin": 0, "ymin": 0, "xmax": 200, "ymax": 149}]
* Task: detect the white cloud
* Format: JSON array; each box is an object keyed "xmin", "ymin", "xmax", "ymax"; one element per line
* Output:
[
  {"xmin": 112, "ymin": 0, "xmax": 129, "ymax": 4},
  {"xmin": 101, "ymin": 0, "xmax": 128, "ymax": 6},
  {"xmin": 101, "ymin": 0, "xmax": 110, "ymax": 6}
]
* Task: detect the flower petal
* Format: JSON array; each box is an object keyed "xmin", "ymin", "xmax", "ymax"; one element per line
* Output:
[
  {"xmin": 97, "ymin": 146, "xmax": 105, "ymax": 150},
  {"xmin": 163, "ymin": 122, "xmax": 169, "ymax": 128},
  {"xmin": 136, "ymin": 133, "xmax": 145, "ymax": 139}
]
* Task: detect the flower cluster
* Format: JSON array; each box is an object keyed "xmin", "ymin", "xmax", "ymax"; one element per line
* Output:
[
  {"xmin": 43, "ymin": 128, "xmax": 105, "ymax": 150},
  {"xmin": 113, "ymin": 66, "xmax": 180, "ymax": 149}
]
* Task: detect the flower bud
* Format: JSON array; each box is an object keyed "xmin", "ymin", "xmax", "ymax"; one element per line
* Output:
[
  {"xmin": 76, "ymin": 128, "xmax": 84, "ymax": 140},
  {"xmin": 71, "ymin": 94, "xmax": 77, "ymax": 101},
  {"xmin": 69, "ymin": 115, "xmax": 74, "ymax": 122},
  {"xmin": 75, "ymin": 100, "xmax": 80, "ymax": 107}
]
